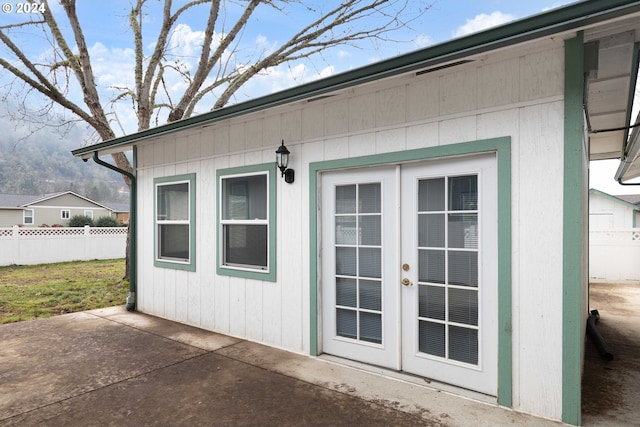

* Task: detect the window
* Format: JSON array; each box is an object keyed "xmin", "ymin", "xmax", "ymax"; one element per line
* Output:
[
  {"xmin": 24, "ymin": 209, "xmax": 34, "ymax": 225},
  {"xmin": 84, "ymin": 210, "xmax": 94, "ymax": 219},
  {"xmin": 61, "ymin": 210, "xmax": 70, "ymax": 220},
  {"xmin": 154, "ymin": 173, "xmax": 196, "ymax": 271},
  {"xmin": 217, "ymin": 164, "xmax": 276, "ymax": 281}
]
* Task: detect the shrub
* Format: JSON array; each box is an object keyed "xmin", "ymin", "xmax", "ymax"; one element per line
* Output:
[
  {"xmin": 94, "ymin": 216, "xmax": 121, "ymax": 227},
  {"xmin": 68, "ymin": 215, "xmax": 94, "ymax": 227}
]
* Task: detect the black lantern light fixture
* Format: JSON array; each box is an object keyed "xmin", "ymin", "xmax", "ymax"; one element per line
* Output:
[{"xmin": 276, "ymin": 140, "xmax": 295, "ymax": 183}]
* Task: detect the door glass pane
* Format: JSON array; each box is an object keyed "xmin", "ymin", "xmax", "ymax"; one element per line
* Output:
[
  {"xmin": 334, "ymin": 181, "xmax": 383, "ymax": 346},
  {"xmin": 449, "ymin": 325, "xmax": 478, "ymax": 364},
  {"xmin": 419, "ymin": 321, "xmax": 445, "ymax": 357},
  {"xmin": 360, "ymin": 216, "xmax": 381, "ymax": 245},
  {"xmin": 449, "ymin": 175, "xmax": 477, "ymax": 211},
  {"xmin": 418, "ymin": 249, "xmax": 445, "ymax": 283},
  {"xmin": 337, "ymin": 309, "xmax": 357, "ymax": 339},
  {"xmin": 448, "ymin": 288, "xmax": 478, "ymax": 326},
  {"xmin": 336, "ymin": 278, "xmax": 357, "ymax": 307},
  {"xmin": 415, "ymin": 173, "xmax": 480, "ymax": 366},
  {"xmin": 360, "ymin": 280, "xmax": 381, "ymax": 311},
  {"xmin": 336, "ymin": 216, "xmax": 357, "ymax": 245},
  {"xmin": 360, "ymin": 312, "xmax": 382, "ymax": 344},
  {"xmin": 418, "ymin": 178, "xmax": 445, "ymax": 211},
  {"xmin": 359, "ymin": 184, "xmax": 381, "ymax": 213},
  {"xmin": 336, "ymin": 185, "xmax": 356, "ymax": 214},
  {"xmin": 448, "ymin": 214, "xmax": 478, "ymax": 249},
  {"xmin": 448, "ymin": 251, "xmax": 478, "ymax": 287},
  {"xmin": 419, "ymin": 284, "xmax": 445, "ymax": 320},
  {"xmin": 359, "ymin": 247, "xmax": 381, "ymax": 278},
  {"xmin": 336, "ymin": 247, "xmax": 357, "ymax": 276},
  {"xmin": 419, "ymin": 214, "xmax": 445, "ymax": 247}
]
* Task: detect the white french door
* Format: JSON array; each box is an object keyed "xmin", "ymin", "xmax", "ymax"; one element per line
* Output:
[{"xmin": 320, "ymin": 153, "xmax": 498, "ymax": 395}]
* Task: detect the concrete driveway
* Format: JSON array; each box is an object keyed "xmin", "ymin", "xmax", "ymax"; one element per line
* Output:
[{"xmin": 1, "ymin": 307, "xmax": 565, "ymax": 426}]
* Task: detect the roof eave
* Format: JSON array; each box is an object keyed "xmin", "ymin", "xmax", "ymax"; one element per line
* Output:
[{"xmin": 72, "ymin": 0, "xmax": 640, "ymax": 158}]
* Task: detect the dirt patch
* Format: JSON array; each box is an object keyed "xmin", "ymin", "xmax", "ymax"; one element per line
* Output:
[{"xmin": 582, "ymin": 282, "xmax": 640, "ymax": 425}]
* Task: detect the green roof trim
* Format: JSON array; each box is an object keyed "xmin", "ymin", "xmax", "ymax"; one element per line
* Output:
[{"xmin": 72, "ymin": 0, "xmax": 640, "ymax": 157}]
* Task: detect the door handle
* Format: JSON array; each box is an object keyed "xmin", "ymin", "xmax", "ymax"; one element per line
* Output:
[{"xmin": 402, "ymin": 278, "xmax": 413, "ymax": 286}]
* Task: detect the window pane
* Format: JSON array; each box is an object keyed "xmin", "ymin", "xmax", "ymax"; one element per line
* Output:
[
  {"xmin": 449, "ymin": 175, "xmax": 477, "ymax": 211},
  {"xmin": 418, "ymin": 178, "xmax": 445, "ymax": 211},
  {"xmin": 223, "ymin": 174, "xmax": 267, "ymax": 220},
  {"xmin": 359, "ymin": 279, "xmax": 381, "ymax": 311},
  {"xmin": 448, "ymin": 214, "xmax": 478, "ymax": 249},
  {"xmin": 449, "ymin": 325, "xmax": 478, "ymax": 364},
  {"xmin": 449, "ymin": 288, "xmax": 478, "ymax": 326},
  {"xmin": 158, "ymin": 224, "xmax": 189, "ymax": 260},
  {"xmin": 418, "ymin": 249, "xmax": 445, "ymax": 284},
  {"xmin": 336, "ymin": 216, "xmax": 357, "ymax": 245},
  {"xmin": 419, "ymin": 284, "xmax": 445, "ymax": 320},
  {"xmin": 359, "ymin": 247, "xmax": 381, "ymax": 278},
  {"xmin": 360, "ymin": 312, "xmax": 382, "ymax": 344},
  {"xmin": 336, "ymin": 247, "xmax": 356, "ymax": 276},
  {"xmin": 359, "ymin": 216, "xmax": 381, "ymax": 246},
  {"xmin": 336, "ymin": 278, "xmax": 357, "ymax": 307},
  {"xmin": 418, "ymin": 214, "xmax": 445, "ymax": 247},
  {"xmin": 337, "ymin": 309, "xmax": 357, "ymax": 339},
  {"xmin": 224, "ymin": 224, "xmax": 268, "ymax": 268},
  {"xmin": 336, "ymin": 185, "xmax": 356, "ymax": 214},
  {"xmin": 419, "ymin": 320, "xmax": 445, "ymax": 357},
  {"xmin": 448, "ymin": 251, "xmax": 478, "ymax": 287},
  {"xmin": 158, "ymin": 182, "xmax": 189, "ymax": 220},
  {"xmin": 359, "ymin": 183, "xmax": 381, "ymax": 213}
]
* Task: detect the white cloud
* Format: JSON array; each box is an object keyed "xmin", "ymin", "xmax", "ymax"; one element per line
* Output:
[
  {"xmin": 413, "ymin": 34, "xmax": 434, "ymax": 48},
  {"xmin": 337, "ymin": 50, "xmax": 352, "ymax": 60},
  {"xmin": 453, "ymin": 11, "xmax": 515, "ymax": 38}
]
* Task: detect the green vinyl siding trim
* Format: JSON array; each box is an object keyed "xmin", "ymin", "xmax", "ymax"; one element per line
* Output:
[
  {"xmin": 153, "ymin": 173, "xmax": 197, "ymax": 272},
  {"xmin": 216, "ymin": 163, "xmax": 277, "ymax": 282},
  {"xmin": 309, "ymin": 137, "xmax": 512, "ymax": 406},
  {"xmin": 562, "ymin": 33, "xmax": 585, "ymax": 426}
]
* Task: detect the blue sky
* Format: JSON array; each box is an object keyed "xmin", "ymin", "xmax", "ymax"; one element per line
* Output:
[{"xmin": 1, "ymin": 0, "xmax": 637, "ymax": 193}]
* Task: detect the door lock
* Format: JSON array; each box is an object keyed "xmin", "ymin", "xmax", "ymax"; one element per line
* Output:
[
  {"xmin": 402, "ymin": 278, "xmax": 413, "ymax": 286},
  {"xmin": 402, "ymin": 263, "xmax": 410, "ymax": 271}
]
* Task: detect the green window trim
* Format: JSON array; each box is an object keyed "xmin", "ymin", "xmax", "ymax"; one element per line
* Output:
[
  {"xmin": 309, "ymin": 137, "xmax": 512, "ymax": 407},
  {"xmin": 154, "ymin": 173, "xmax": 197, "ymax": 272},
  {"xmin": 216, "ymin": 163, "xmax": 277, "ymax": 282}
]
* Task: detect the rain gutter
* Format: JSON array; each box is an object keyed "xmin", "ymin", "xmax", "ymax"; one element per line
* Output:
[{"xmin": 90, "ymin": 151, "xmax": 137, "ymax": 311}]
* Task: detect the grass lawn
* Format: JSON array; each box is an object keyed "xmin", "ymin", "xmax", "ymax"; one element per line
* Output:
[{"xmin": 0, "ymin": 259, "xmax": 127, "ymax": 324}]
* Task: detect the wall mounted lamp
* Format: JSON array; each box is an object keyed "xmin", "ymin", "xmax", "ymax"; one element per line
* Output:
[{"xmin": 275, "ymin": 140, "xmax": 295, "ymax": 184}]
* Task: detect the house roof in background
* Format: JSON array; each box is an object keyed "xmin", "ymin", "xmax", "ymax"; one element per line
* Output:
[
  {"xmin": 589, "ymin": 188, "xmax": 640, "ymax": 209},
  {"xmin": 0, "ymin": 191, "xmax": 122, "ymax": 211},
  {"xmin": 0, "ymin": 194, "xmax": 38, "ymax": 208}
]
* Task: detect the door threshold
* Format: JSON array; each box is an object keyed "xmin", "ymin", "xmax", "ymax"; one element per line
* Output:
[{"xmin": 318, "ymin": 354, "xmax": 497, "ymax": 405}]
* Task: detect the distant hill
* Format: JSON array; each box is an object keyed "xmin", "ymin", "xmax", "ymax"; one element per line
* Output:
[{"xmin": 0, "ymin": 125, "xmax": 129, "ymax": 202}]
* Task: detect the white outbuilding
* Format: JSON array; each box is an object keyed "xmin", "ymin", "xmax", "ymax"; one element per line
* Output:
[{"xmin": 74, "ymin": 2, "xmax": 640, "ymax": 424}]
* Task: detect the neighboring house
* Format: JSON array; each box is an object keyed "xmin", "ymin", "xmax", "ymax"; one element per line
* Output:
[
  {"xmin": 589, "ymin": 188, "xmax": 640, "ymax": 229},
  {"xmin": 72, "ymin": 2, "xmax": 640, "ymax": 425},
  {"xmin": 99, "ymin": 201, "xmax": 130, "ymax": 225},
  {"xmin": 0, "ymin": 191, "xmax": 115, "ymax": 227}
]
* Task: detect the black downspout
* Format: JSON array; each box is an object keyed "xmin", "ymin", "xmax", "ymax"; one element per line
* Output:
[{"xmin": 92, "ymin": 151, "xmax": 137, "ymax": 311}]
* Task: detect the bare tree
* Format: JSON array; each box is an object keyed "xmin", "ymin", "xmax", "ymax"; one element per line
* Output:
[{"xmin": 0, "ymin": 0, "xmax": 428, "ymax": 277}]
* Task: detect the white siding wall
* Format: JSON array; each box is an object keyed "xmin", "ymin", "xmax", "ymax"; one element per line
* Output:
[
  {"xmin": 589, "ymin": 192, "xmax": 636, "ymax": 228},
  {"xmin": 136, "ymin": 39, "xmax": 566, "ymax": 420}
]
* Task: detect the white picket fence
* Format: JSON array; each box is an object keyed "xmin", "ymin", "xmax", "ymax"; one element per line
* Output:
[
  {"xmin": 0, "ymin": 226, "xmax": 127, "ymax": 266},
  {"xmin": 589, "ymin": 229, "xmax": 640, "ymax": 282}
]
